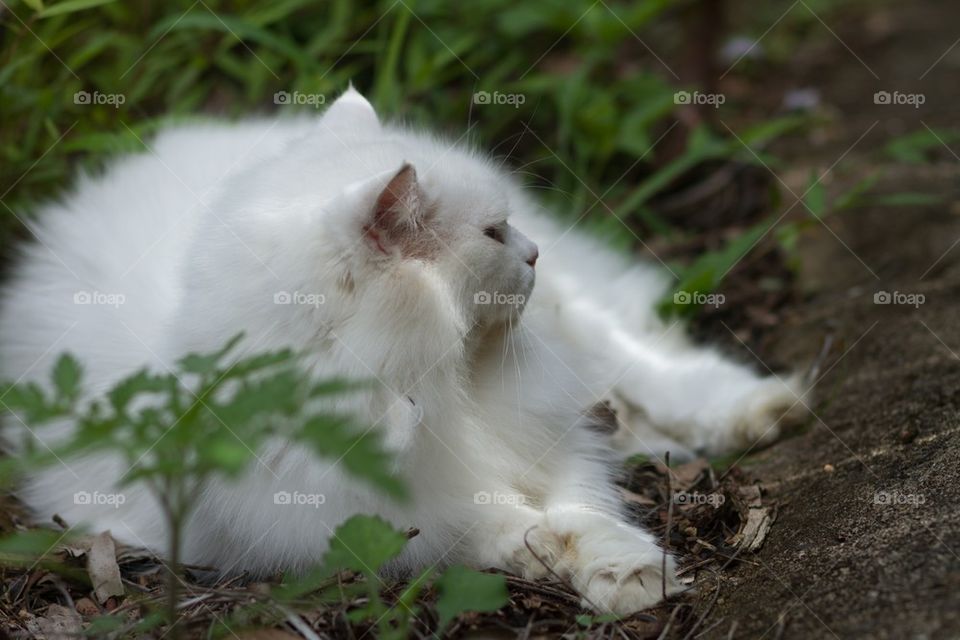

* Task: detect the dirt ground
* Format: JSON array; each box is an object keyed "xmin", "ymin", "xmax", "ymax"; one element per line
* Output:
[{"xmin": 688, "ymin": 2, "xmax": 960, "ymax": 638}]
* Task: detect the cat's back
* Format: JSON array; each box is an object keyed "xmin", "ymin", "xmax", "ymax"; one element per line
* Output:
[{"xmin": 0, "ymin": 118, "xmax": 309, "ymax": 389}]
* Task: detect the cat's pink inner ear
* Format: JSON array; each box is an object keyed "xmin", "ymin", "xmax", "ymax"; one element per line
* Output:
[
  {"xmin": 374, "ymin": 163, "xmax": 420, "ymax": 225},
  {"xmin": 365, "ymin": 163, "xmax": 425, "ymax": 255}
]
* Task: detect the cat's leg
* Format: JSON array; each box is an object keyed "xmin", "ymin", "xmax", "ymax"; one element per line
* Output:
[
  {"xmin": 603, "ymin": 392, "xmax": 698, "ymax": 462},
  {"xmin": 456, "ymin": 422, "xmax": 683, "ymax": 615},
  {"xmin": 607, "ymin": 332, "xmax": 809, "ymax": 455},
  {"xmin": 460, "ymin": 490, "xmax": 681, "ymax": 615},
  {"xmin": 536, "ymin": 448, "xmax": 684, "ymax": 615},
  {"xmin": 543, "ymin": 507, "xmax": 681, "ymax": 614},
  {"xmin": 459, "ymin": 498, "xmax": 565, "ymax": 581},
  {"xmin": 551, "ymin": 299, "xmax": 809, "ymax": 455},
  {"xmin": 530, "ymin": 275, "xmax": 808, "ymax": 456}
]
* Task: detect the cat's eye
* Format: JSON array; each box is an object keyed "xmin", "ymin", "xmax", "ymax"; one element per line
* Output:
[{"xmin": 483, "ymin": 226, "xmax": 505, "ymax": 244}]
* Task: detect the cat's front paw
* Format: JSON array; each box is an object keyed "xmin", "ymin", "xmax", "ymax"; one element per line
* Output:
[
  {"xmin": 573, "ymin": 545, "xmax": 682, "ymax": 615},
  {"xmin": 545, "ymin": 510, "xmax": 683, "ymax": 616}
]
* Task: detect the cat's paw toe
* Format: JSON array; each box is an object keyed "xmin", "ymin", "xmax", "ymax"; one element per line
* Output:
[
  {"xmin": 576, "ymin": 553, "xmax": 683, "ymax": 615},
  {"xmin": 546, "ymin": 511, "xmax": 684, "ymax": 615},
  {"xmin": 508, "ymin": 526, "xmax": 567, "ymax": 580},
  {"xmin": 733, "ymin": 375, "xmax": 810, "ymax": 448}
]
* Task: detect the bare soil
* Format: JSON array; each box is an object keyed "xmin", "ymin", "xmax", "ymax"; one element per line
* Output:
[{"xmin": 682, "ymin": 2, "xmax": 960, "ymax": 637}]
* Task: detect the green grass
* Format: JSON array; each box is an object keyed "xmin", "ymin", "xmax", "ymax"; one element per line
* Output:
[
  {"xmin": 2, "ymin": 0, "xmax": 856, "ymax": 321},
  {"xmin": 0, "ymin": 0, "xmax": 812, "ymax": 244}
]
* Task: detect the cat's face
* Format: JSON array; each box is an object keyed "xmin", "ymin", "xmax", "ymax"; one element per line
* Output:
[{"xmin": 315, "ymin": 89, "xmax": 539, "ymax": 333}]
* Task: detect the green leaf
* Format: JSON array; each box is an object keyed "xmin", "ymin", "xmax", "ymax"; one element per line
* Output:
[
  {"xmin": 1, "ymin": 381, "xmax": 50, "ymax": 419},
  {"xmin": 738, "ymin": 114, "xmax": 808, "ymax": 147},
  {"xmin": 804, "ymin": 172, "xmax": 827, "ymax": 219},
  {"xmin": 834, "ymin": 174, "xmax": 881, "ymax": 211},
  {"xmin": 576, "ymin": 613, "xmax": 620, "ymax": 626},
  {"xmin": 51, "ymin": 353, "xmax": 82, "ymax": 401},
  {"xmin": 177, "ymin": 332, "xmax": 244, "ymax": 375},
  {"xmin": 36, "ymin": 0, "xmax": 117, "ymax": 18},
  {"xmin": 298, "ymin": 416, "xmax": 407, "ymax": 500},
  {"xmin": 885, "ymin": 128, "xmax": 960, "ymax": 165},
  {"xmin": 202, "ymin": 437, "xmax": 252, "ymax": 474},
  {"xmin": 868, "ymin": 192, "xmax": 942, "ymax": 207},
  {"xmin": 271, "ymin": 566, "xmax": 339, "ymax": 602},
  {"xmin": 0, "ymin": 529, "xmax": 69, "ymax": 564},
  {"xmin": 107, "ymin": 369, "xmax": 172, "ymax": 414},
  {"xmin": 322, "ymin": 515, "xmax": 408, "ymax": 575},
  {"xmin": 659, "ymin": 217, "xmax": 774, "ymax": 318},
  {"xmin": 148, "ymin": 12, "xmax": 309, "ymax": 67},
  {"xmin": 435, "ymin": 565, "xmax": 509, "ymax": 629}
]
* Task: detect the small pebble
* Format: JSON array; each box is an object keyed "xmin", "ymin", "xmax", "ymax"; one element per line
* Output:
[
  {"xmin": 75, "ymin": 598, "xmax": 98, "ymax": 616},
  {"xmin": 898, "ymin": 425, "xmax": 919, "ymax": 444}
]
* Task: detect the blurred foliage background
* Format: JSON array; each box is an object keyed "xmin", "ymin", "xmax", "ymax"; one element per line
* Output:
[{"xmin": 0, "ymin": 0, "xmax": 892, "ymax": 316}]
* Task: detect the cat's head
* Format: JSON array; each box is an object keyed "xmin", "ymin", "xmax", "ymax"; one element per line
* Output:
[
  {"xmin": 310, "ymin": 88, "xmax": 540, "ymax": 334},
  {"xmin": 186, "ymin": 88, "xmax": 541, "ymax": 380}
]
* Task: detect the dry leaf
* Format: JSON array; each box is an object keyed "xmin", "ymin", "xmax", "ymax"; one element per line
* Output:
[
  {"xmin": 671, "ymin": 458, "xmax": 711, "ymax": 486},
  {"xmin": 87, "ymin": 531, "xmax": 124, "ymax": 603},
  {"xmin": 37, "ymin": 604, "xmax": 82, "ymax": 640}
]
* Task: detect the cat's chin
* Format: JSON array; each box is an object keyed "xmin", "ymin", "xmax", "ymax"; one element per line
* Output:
[
  {"xmin": 492, "ymin": 298, "xmax": 529, "ymax": 328},
  {"xmin": 472, "ymin": 305, "xmax": 527, "ymax": 339}
]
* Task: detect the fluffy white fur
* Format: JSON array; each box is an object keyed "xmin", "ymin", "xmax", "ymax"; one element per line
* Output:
[{"xmin": 0, "ymin": 88, "xmax": 806, "ymax": 614}]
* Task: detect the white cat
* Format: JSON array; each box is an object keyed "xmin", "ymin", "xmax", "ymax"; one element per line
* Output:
[{"xmin": 0, "ymin": 88, "xmax": 806, "ymax": 614}]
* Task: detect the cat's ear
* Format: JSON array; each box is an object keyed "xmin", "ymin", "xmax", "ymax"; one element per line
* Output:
[
  {"xmin": 322, "ymin": 85, "xmax": 380, "ymax": 132},
  {"xmin": 363, "ymin": 163, "xmax": 428, "ymax": 256}
]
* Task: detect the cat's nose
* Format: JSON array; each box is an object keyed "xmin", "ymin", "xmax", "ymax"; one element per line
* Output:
[{"xmin": 526, "ymin": 248, "xmax": 538, "ymax": 268}]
